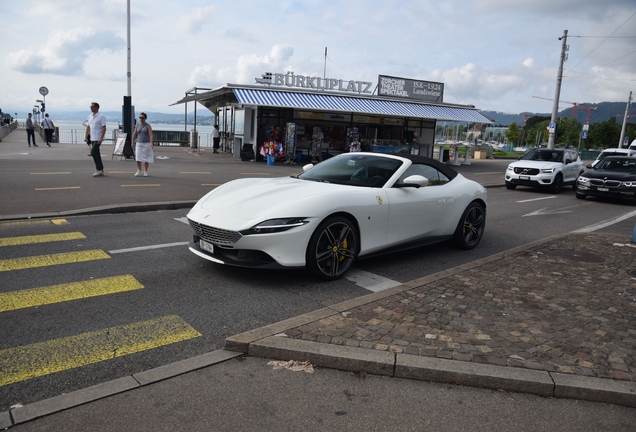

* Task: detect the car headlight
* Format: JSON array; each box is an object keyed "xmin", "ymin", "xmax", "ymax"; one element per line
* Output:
[
  {"xmin": 577, "ymin": 176, "xmax": 590, "ymax": 185},
  {"xmin": 622, "ymin": 181, "xmax": 636, "ymax": 187},
  {"xmin": 507, "ymin": 165, "xmax": 513, "ymax": 171},
  {"xmin": 243, "ymin": 218, "xmax": 308, "ymax": 234},
  {"xmin": 541, "ymin": 168, "xmax": 555, "ymax": 173}
]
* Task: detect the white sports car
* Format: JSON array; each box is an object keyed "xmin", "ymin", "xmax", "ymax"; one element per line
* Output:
[{"xmin": 187, "ymin": 153, "xmax": 487, "ymax": 280}]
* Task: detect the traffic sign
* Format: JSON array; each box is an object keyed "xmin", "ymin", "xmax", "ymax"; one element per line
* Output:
[
  {"xmin": 583, "ymin": 124, "xmax": 589, "ymax": 131},
  {"xmin": 581, "ymin": 130, "xmax": 588, "ymax": 139},
  {"xmin": 548, "ymin": 122, "xmax": 556, "ymax": 133}
]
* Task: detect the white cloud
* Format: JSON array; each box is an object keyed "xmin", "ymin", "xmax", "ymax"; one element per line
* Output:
[
  {"xmin": 175, "ymin": 5, "xmax": 216, "ymax": 38},
  {"xmin": 523, "ymin": 58, "xmax": 535, "ymax": 68},
  {"xmin": 5, "ymin": 28, "xmax": 125, "ymax": 76},
  {"xmin": 189, "ymin": 44, "xmax": 294, "ymax": 87}
]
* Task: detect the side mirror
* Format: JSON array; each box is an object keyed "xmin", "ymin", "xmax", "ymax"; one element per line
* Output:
[
  {"xmin": 397, "ymin": 175, "xmax": 429, "ymax": 188},
  {"xmin": 586, "ymin": 164, "xmax": 592, "ymax": 169},
  {"xmin": 302, "ymin": 163, "xmax": 314, "ymax": 172}
]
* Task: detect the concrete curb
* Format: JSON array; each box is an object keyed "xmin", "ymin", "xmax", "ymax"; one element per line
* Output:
[
  {"xmin": 3, "ymin": 350, "xmax": 241, "ymax": 427},
  {"xmin": 0, "ymin": 201, "xmax": 197, "ymax": 222},
  {"xmin": 223, "ymin": 232, "xmax": 636, "ymax": 408}
]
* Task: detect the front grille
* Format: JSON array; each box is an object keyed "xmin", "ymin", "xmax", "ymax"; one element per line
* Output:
[
  {"xmin": 590, "ymin": 179, "xmax": 621, "ymax": 187},
  {"xmin": 188, "ymin": 219, "xmax": 242, "ymax": 246},
  {"xmin": 514, "ymin": 167, "xmax": 540, "ymax": 175}
]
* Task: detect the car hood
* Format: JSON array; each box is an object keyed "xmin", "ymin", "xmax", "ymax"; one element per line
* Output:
[
  {"xmin": 509, "ymin": 160, "xmax": 563, "ymax": 168},
  {"xmin": 191, "ymin": 177, "xmax": 353, "ymax": 222},
  {"xmin": 581, "ymin": 170, "xmax": 636, "ymax": 181}
]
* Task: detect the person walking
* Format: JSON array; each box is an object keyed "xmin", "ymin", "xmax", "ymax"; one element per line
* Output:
[
  {"xmin": 85, "ymin": 102, "xmax": 107, "ymax": 177},
  {"xmin": 42, "ymin": 113, "xmax": 55, "ymax": 147},
  {"xmin": 26, "ymin": 113, "xmax": 38, "ymax": 147},
  {"xmin": 212, "ymin": 125, "xmax": 220, "ymax": 153},
  {"xmin": 131, "ymin": 112, "xmax": 154, "ymax": 177}
]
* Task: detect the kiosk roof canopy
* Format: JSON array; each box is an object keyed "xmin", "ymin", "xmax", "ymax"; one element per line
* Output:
[{"xmin": 232, "ymin": 88, "xmax": 492, "ymax": 123}]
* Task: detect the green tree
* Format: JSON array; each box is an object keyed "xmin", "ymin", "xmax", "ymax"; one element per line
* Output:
[
  {"xmin": 587, "ymin": 117, "xmax": 622, "ymax": 149},
  {"xmin": 555, "ymin": 117, "xmax": 582, "ymax": 148},
  {"xmin": 505, "ymin": 122, "xmax": 520, "ymax": 145}
]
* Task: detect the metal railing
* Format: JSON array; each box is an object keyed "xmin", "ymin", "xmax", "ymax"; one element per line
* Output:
[{"xmin": 0, "ymin": 122, "xmax": 18, "ymax": 140}]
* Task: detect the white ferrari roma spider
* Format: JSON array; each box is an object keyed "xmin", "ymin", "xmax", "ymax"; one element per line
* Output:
[{"xmin": 187, "ymin": 152, "xmax": 487, "ymax": 280}]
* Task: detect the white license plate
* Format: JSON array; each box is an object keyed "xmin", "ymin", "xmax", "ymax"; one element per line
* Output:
[
  {"xmin": 200, "ymin": 239, "xmax": 214, "ymax": 253},
  {"xmin": 597, "ymin": 187, "xmax": 609, "ymax": 192},
  {"xmin": 519, "ymin": 175, "xmax": 530, "ymax": 180}
]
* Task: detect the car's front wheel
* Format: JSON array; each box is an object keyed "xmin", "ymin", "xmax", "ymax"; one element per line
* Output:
[
  {"xmin": 550, "ymin": 174, "xmax": 563, "ymax": 193},
  {"xmin": 306, "ymin": 216, "xmax": 359, "ymax": 280},
  {"xmin": 576, "ymin": 192, "xmax": 586, "ymax": 200},
  {"xmin": 453, "ymin": 201, "xmax": 486, "ymax": 250},
  {"xmin": 505, "ymin": 182, "xmax": 517, "ymax": 190}
]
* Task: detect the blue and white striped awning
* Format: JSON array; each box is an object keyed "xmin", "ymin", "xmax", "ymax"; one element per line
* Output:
[{"xmin": 232, "ymin": 88, "xmax": 491, "ymax": 123}]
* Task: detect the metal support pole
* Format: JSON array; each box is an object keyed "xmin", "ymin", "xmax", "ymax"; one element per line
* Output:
[
  {"xmin": 548, "ymin": 30, "xmax": 568, "ymax": 150},
  {"xmin": 618, "ymin": 91, "xmax": 632, "ymax": 148}
]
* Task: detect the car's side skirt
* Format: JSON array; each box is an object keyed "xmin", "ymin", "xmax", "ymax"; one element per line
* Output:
[{"xmin": 359, "ymin": 235, "xmax": 453, "ymax": 260}]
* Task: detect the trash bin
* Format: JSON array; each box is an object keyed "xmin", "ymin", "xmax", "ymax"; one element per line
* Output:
[
  {"xmin": 296, "ymin": 150, "xmax": 303, "ymax": 162},
  {"xmin": 442, "ymin": 149, "xmax": 450, "ymax": 162},
  {"xmin": 267, "ymin": 155, "xmax": 275, "ymax": 165}
]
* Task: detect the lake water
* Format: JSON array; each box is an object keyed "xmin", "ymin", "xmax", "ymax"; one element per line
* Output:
[{"xmin": 53, "ymin": 120, "xmax": 215, "ymax": 146}]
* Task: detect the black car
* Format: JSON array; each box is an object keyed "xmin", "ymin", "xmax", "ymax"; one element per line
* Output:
[{"xmin": 576, "ymin": 156, "xmax": 636, "ymax": 202}]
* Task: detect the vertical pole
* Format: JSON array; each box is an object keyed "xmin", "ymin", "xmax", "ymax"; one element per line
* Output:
[
  {"xmin": 618, "ymin": 91, "xmax": 632, "ymax": 148},
  {"xmin": 548, "ymin": 30, "xmax": 568, "ymax": 150}
]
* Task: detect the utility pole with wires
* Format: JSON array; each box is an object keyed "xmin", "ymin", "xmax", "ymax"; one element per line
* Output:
[
  {"xmin": 547, "ymin": 30, "xmax": 569, "ymax": 150},
  {"xmin": 618, "ymin": 91, "xmax": 632, "ymax": 148}
]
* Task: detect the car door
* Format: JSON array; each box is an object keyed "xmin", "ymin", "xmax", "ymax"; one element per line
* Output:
[{"xmin": 385, "ymin": 163, "xmax": 453, "ymax": 246}]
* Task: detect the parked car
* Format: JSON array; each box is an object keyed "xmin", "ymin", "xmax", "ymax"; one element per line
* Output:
[
  {"xmin": 505, "ymin": 148, "xmax": 585, "ymax": 193},
  {"xmin": 590, "ymin": 148, "xmax": 636, "ymax": 167},
  {"xmin": 187, "ymin": 153, "xmax": 487, "ymax": 280},
  {"xmin": 575, "ymin": 156, "xmax": 636, "ymax": 203}
]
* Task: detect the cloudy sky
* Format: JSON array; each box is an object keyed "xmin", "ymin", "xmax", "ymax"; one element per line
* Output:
[{"xmin": 1, "ymin": 0, "xmax": 635, "ymax": 118}]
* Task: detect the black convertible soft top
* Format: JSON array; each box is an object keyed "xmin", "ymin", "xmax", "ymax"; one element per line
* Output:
[{"xmin": 394, "ymin": 153, "xmax": 459, "ymax": 181}]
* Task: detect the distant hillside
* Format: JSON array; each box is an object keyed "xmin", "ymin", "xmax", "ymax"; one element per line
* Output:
[{"xmin": 480, "ymin": 102, "xmax": 634, "ymax": 127}]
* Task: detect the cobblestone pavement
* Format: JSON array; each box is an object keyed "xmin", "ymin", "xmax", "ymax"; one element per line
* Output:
[{"xmin": 283, "ymin": 233, "xmax": 636, "ymax": 382}]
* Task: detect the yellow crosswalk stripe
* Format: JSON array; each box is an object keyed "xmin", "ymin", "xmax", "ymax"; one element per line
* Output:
[
  {"xmin": 0, "ymin": 250, "xmax": 110, "ymax": 272},
  {"xmin": 0, "ymin": 315, "xmax": 201, "ymax": 386},
  {"xmin": 0, "ymin": 275, "xmax": 144, "ymax": 313},
  {"xmin": 0, "ymin": 232, "xmax": 86, "ymax": 247},
  {"xmin": 0, "ymin": 219, "xmax": 69, "ymax": 227}
]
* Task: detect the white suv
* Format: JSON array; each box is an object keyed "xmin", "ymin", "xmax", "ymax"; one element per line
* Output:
[
  {"xmin": 505, "ymin": 148, "xmax": 585, "ymax": 193},
  {"xmin": 591, "ymin": 148, "xmax": 636, "ymax": 167}
]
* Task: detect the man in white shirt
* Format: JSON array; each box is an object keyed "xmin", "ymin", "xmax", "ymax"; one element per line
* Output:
[
  {"xmin": 85, "ymin": 102, "xmax": 107, "ymax": 177},
  {"xmin": 42, "ymin": 113, "xmax": 55, "ymax": 147}
]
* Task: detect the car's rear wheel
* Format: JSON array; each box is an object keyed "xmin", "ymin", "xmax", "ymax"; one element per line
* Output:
[
  {"xmin": 550, "ymin": 174, "xmax": 563, "ymax": 193},
  {"xmin": 505, "ymin": 182, "xmax": 517, "ymax": 190},
  {"xmin": 453, "ymin": 202, "xmax": 486, "ymax": 250},
  {"xmin": 306, "ymin": 216, "xmax": 359, "ymax": 280}
]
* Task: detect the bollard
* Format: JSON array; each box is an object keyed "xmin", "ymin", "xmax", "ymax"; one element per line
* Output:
[
  {"xmin": 451, "ymin": 146, "xmax": 461, "ymax": 166},
  {"xmin": 462, "ymin": 145, "xmax": 471, "ymax": 165}
]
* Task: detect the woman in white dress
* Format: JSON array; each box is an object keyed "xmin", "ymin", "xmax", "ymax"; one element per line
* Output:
[{"xmin": 131, "ymin": 112, "xmax": 154, "ymax": 177}]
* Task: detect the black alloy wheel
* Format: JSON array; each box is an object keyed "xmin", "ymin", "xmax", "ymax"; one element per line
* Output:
[
  {"xmin": 505, "ymin": 182, "xmax": 517, "ymax": 190},
  {"xmin": 453, "ymin": 201, "xmax": 486, "ymax": 250},
  {"xmin": 306, "ymin": 216, "xmax": 359, "ymax": 280},
  {"xmin": 550, "ymin": 174, "xmax": 563, "ymax": 193}
]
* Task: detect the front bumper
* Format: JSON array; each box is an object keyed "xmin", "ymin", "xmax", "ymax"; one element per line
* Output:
[
  {"xmin": 575, "ymin": 185, "xmax": 636, "ymax": 201},
  {"xmin": 505, "ymin": 172, "xmax": 556, "ymax": 187},
  {"xmin": 189, "ymin": 237, "xmax": 302, "ymax": 269}
]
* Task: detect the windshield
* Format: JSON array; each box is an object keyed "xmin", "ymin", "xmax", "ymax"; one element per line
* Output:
[
  {"xmin": 596, "ymin": 158, "xmax": 636, "ymax": 172},
  {"xmin": 521, "ymin": 149, "xmax": 563, "ymax": 162},
  {"xmin": 298, "ymin": 154, "xmax": 404, "ymax": 187}
]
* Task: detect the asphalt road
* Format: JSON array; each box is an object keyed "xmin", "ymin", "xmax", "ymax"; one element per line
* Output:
[
  {"xmin": 2, "ymin": 132, "xmax": 636, "ymax": 422},
  {"xmin": 2, "ymin": 186, "xmax": 635, "ymax": 410}
]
